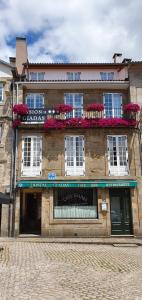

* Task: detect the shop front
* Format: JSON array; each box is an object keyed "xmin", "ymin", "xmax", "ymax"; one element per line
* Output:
[{"xmin": 16, "ymin": 179, "xmax": 138, "ymax": 237}]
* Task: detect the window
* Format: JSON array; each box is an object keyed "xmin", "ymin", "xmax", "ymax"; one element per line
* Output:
[
  {"xmin": 54, "ymin": 188, "xmax": 98, "ymax": 219},
  {"xmin": 25, "ymin": 94, "xmax": 44, "ymax": 109},
  {"xmin": 64, "ymin": 93, "xmax": 83, "ymax": 118},
  {"xmin": 21, "ymin": 136, "xmax": 42, "ymax": 176},
  {"xmin": 103, "ymin": 93, "xmax": 122, "ymax": 118},
  {"xmin": 29, "ymin": 72, "xmax": 45, "ymax": 80},
  {"xmin": 107, "ymin": 136, "xmax": 129, "ymax": 176},
  {"xmin": 66, "ymin": 72, "xmax": 81, "ymax": 80},
  {"xmin": 65, "ymin": 136, "xmax": 85, "ymax": 176},
  {"xmin": 0, "ymin": 124, "xmax": 2, "ymax": 142},
  {"xmin": 100, "ymin": 72, "xmax": 114, "ymax": 80},
  {"xmin": 0, "ymin": 83, "xmax": 4, "ymax": 102}
]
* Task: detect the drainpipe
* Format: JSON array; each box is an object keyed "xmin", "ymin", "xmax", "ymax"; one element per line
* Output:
[{"xmin": 11, "ymin": 82, "xmax": 19, "ymax": 236}]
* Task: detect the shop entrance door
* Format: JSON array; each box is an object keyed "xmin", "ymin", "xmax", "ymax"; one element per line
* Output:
[
  {"xmin": 110, "ymin": 189, "xmax": 133, "ymax": 235},
  {"xmin": 20, "ymin": 193, "xmax": 41, "ymax": 234}
]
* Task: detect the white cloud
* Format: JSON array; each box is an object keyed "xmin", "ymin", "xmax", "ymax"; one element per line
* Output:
[{"xmin": 0, "ymin": 0, "xmax": 142, "ymax": 62}]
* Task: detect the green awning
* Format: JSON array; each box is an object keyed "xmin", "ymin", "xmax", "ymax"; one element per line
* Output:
[{"xmin": 16, "ymin": 179, "xmax": 137, "ymax": 189}]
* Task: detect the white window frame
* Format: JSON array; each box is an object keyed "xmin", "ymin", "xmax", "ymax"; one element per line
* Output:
[
  {"xmin": 65, "ymin": 135, "xmax": 85, "ymax": 176},
  {"xmin": 0, "ymin": 83, "xmax": 4, "ymax": 102},
  {"xmin": 103, "ymin": 93, "xmax": 122, "ymax": 118},
  {"xmin": 107, "ymin": 135, "xmax": 129, "ymax": 176},
  {"xmin": 29, "ymin": 72, "xmax": 45, "ymax": 80},
  {"xmin": 25, "ymin": 93, "xmax": 44, "ymax": 109},
  {"xmin": 64, "ymin": 93, "xmax": 83, "ymax": 118},
  {"xmin": 21, "ymin": 136, "xmax": 42, "ymax": 177},
  {"xmin": 100, "ymin": 72, "xmax": 114, "ymax": 80},
  {"xmin": 66, "ymin": 72, "xmax": 81, "ymax": 80},
  {"xmin": 0, "ymin": 124, "xmax": 2, "ymax": 142}
]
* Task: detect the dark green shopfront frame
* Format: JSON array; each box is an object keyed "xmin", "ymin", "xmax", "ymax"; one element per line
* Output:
[{"xmin": 16, "ymin": 180, "xmax": 137, "ymax": 189}]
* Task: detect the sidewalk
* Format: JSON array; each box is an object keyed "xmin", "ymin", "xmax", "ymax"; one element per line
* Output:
[{"xmin": 0, "ymin": 236, "xmax": 142, "ymax": 245}]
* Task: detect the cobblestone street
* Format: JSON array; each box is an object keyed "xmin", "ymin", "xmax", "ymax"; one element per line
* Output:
[{"xmin": 0, "ymin": 239, "xmax": 142, "ymax": 299}]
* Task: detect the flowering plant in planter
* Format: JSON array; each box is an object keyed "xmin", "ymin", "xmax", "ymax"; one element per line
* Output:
[
  {"xmin": 123, "ymin": 103, "xmax": 140, "ymax": 113},
  {"xmin": 54, "ymin": 104, "xmax": 73, "ymax": 113},
  {"xmin": 65, "ymin": 118, "xmax": 82, "ymax": 128},
  {"xmin": 86, "ymin": 103, "xmax": 104, "ymax": 112},
  {"xmin": 44, "ymin": 118, "xmax": 66, "ymax": 129},
  {"xmin": 12, "ymin": 119, "xmax": 21, "ymax": 128},
  {"xmin": 13, "ymin": 104, "xmax": 29, "ymax": 115}
]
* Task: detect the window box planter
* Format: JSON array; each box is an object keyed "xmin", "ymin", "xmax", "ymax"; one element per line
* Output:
[
  {"xmin": 13, "ymin": 104, "xmax": 29, "ymax": 115},
  {"xmin": 85, "ymin": 103, "xmax": 104, "ymax": 112},
  {"xmin": 54, "ymin": 104, "xmax": 73, "ymax": 113},
  {"xmin": 123, "ymin": 103, "xmax": 140, "ymax": 113}
]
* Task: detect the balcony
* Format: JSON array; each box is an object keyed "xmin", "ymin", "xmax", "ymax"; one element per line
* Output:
[{"xmin": 14, "ymin": 107, "xmax": 139, "ymax": 129}]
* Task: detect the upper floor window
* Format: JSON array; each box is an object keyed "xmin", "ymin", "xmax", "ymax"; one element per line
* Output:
[
  {"xmin": 100, "ymin": 72, "xmax": 114, "ymax": 80},
  {"xmin": 25, "ymin": 94, "xmax": 44, "ymax": 109},
  {"xmin": 21, "ymin": 136, "xmax": 42, "ymax": 177},
  {"xmin": 29, "ymin": 72, "xmax": 45, "ymax": 81},
  {"xmin": 103, "ymin": 93, "xmax": 122, "ymax": 118},
  {"xmin": 107, "ymin": 135, "xmax": 129, "ymax": 176},
  {"xmin": 64, "ymin": 93, "xmax": 83, "ymax": 118},
  {"xmin": 66, "ymin": 72, "xmax": 81, "ymax": 80},
  {"xmin": 0, "ymin": 83, "xmax": 4, "ymax": 102}
]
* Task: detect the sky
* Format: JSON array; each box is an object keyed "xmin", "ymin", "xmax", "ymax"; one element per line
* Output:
[{"xmin": 0, "ymin": 0, "xmax": 142, "ymax": 63}]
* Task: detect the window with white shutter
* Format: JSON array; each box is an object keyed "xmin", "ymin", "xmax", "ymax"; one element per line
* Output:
[
  {"xmin": 107, "ymin": 135, "xmax": 129, "ymax": 176},
  {"xmin": 21, "ymin": 136, "xmax": 42, "ymax": 176},
  {"xmin": 64, "ymin": 93, "xmax": 83, "ymax": 118},
  {"xmin": 65, "ymin": 136, "xmax": 85, "ymax": 176}
]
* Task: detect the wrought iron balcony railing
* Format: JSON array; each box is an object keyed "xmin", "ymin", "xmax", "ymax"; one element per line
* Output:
[{"xmin": 20, "ymin": 107, "xmax": 137, "ymax": 123}]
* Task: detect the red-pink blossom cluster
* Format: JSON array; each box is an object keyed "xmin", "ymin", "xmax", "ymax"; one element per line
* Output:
[
  {"xmin": 86, "ymin": 103, "xmax": 104, "ymax": 112},
  {"xmin": 12, "ymin": 119, "xmax": 21, "ymax": 128},
  {"xmin": 54, "ymin": 104, "xmax": 73, "ymax": 113},
  {"xmin": 43, "ymin": 119, "xmax": 66, "ymax": 129},
  {"xmin": 123, "ymin": 103, "xmax": 140, "ymax": 113},
  {"xmin": 13, "ymin": 104, "xmax": 29, "ymax": 115},
  {"xmin": 43, "ymin": 117, "xmax": 138, "ymax": 130}
]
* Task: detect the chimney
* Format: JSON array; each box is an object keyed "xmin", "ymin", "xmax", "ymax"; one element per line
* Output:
[
  {"xmin": 113, "ymin": 53, "xmax": 122, "ymax": 63},
  {"xmin": 16, "ymin": 37, "xmax": 28, "ymax": 75},
  {"xmin": 122, "ymin": 58, "xmax": 132, "ymax": 64}
]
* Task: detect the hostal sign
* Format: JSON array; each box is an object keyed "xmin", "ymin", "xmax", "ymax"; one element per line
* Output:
[{"xmin": 21, "ymin": 108, "xmax": 59, "ymax": 123}]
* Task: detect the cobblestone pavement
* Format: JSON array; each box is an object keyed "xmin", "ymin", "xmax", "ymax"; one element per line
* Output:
[{"xmin": 0, "ymin": 240, "xmax": 142, "ymax": 299}]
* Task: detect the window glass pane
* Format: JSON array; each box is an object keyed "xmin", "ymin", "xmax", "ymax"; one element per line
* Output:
[
  {"xmin": 113, "ymin": 94, "xmax": 122, "ymax": 117},
  {"xmin": 38, "ymin": 72, "xmax": 45, "ymax": 80},
  {"xmin": 104, "ymin": 94, "xmax": 113, "ymax": 117},
  {"xmin": 54, "ymin": 188, "xmax": 98, "ymax": 219},
  {"xmin": 66, "ymin": 137, "xmax": 74, "ymax": 167},
  {"xmin": 75, "ymin": 72, "xmax": 81, "ymax": 80},
  {"xmin": 0, "ymin": 84, "xmax": 3, "ymax": 102},
  {"xmin": 23, "ymin": 137, "xmax": 31, "ymax": 167},
  {"xmin": 26, "ymin": 94, "xmax": 44, "ymax": 108},
  {"xmin": 118, "ymin": 136, "xmax": 127, "ymax": 166},
  {"xmin": 30, "ymin": 72, "xmax": 37, "ymax": 80}
]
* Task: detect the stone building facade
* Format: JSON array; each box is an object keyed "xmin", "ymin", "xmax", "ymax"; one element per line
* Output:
[
  {"xmin": 0, "ymin": 59, "xmax": 13, "ymax": 236},
  {"xmin": 12, "ymin": 38, "xmax": 142, "ymax": 237}
]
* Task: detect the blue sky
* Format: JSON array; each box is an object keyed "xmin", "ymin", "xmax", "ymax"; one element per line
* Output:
[{"xmin": 0, "ymin": 0, "xmax": 142, "ymax": 63}]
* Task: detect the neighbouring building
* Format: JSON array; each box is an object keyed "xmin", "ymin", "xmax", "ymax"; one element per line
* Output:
[
  {"xmin": 12, "ymin": 38, "xmax": 142, "ymax": 237},
  {"xmin": 0, "ymin": 59, "xmax": 13, "ymax": 236}
]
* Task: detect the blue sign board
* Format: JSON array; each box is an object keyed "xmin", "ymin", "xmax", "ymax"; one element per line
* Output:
[{"xmin": 48, "ymin": 172, "xmax": 57, "ymax": 180}]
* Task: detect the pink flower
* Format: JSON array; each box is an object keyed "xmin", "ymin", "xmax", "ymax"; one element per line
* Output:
[
  {"xmin": 54, "ymin": 104, "xmax": 73, "ymax": 113},
  {"xmin": 12, "ymin": 119, "xmax": 21, "ymax": 128},
  {"xmin": 123, "ymin": 103, "xmax": 140, "ymax": 113},
  {"xmin": 86, "ymin": 103, "xmax": 104, "ymax": 112},
  {"xmin": 13, "ymin": 104, "xmax": 29, "ymax": 115},
  {"xmin": 44, "ymin": 118, "xmax": 65, "ymax": 129}
]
